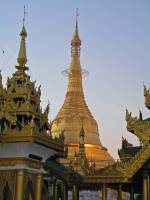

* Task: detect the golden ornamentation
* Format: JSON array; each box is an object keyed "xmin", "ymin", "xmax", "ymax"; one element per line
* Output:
[
  {"xmin": 0, "ymin": 171, "xmax": 15, "ymax": 200},
  {"xmin": 51, "ymin": 17, "xmax": 113, "ymax": 168},
  {"xmin": 0, "ymin": 157, "xmax": 42, "ymax": 169},
  {"xmin": 0, "ymin": 21, "xmax": 64, "ymax": 200},
  {"xmin": 0, "ymin": 23, "xmax": 64, "ymax": 152}
]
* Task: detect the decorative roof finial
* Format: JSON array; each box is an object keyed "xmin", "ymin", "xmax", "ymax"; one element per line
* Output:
[
  {"xmin": 71, "ymin": 8, "xmax": 81, "ymax": 56},
  {"xmin": 75, "ymin": 8, "xmax": 79, "ymax": 34},
  {"xmin": 16, "ymin": 6, "xmax": 28, "ymax": 71},
  {"xmin": 23, "ymin": 6, "xmax": 27, "ymax": 26}
]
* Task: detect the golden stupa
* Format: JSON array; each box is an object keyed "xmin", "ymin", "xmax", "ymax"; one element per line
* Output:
[{"xmin": 51, "ymin": 17, "xmax": 113, "ymax": 168}]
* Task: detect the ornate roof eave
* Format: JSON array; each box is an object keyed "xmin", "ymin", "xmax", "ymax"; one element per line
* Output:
[
  {"xmin": 116, "ymin": 143, "xmax": 150, "ymax": 179},
  {"xmin": 83, "ymin": 173, "xmax": 131, "ymax": 184},
  {"xmin": 126, "ymin": 109, "xmax": 150, "ymax": 144},
  {"xmin": 83, "ymin": 143, "xmax": 150, "ymax": 183}
]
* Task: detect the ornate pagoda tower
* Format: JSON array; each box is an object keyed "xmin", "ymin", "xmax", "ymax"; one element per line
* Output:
[
  {"xmin": 0, "ymin": 18, "xmax": 64, "ymax": 199},
  {"xmin": 51, "ymin": 16, "xmax": 113, "ymax": 168}
]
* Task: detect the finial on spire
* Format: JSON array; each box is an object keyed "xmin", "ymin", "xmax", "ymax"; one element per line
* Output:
[
  {"xmin": 23, "ymin": 6, "xmax": 27, "ymax": 26},
  {"xmin": 75, "ymin": 8, "xmax": 79, "ymax": 33},
  {"xmin": 16, "ymin": 6, "xmax": 28, "ymax": 71},
  {"xmin": 71, "ymin": 9, "xmax": 81, "ymax": 57}
]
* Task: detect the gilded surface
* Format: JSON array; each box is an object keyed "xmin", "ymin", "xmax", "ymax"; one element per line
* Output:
[
  {"xmin": 0, "ymin": 24, "xmax": 64, "ymax": 151},
  {"xmin": 0, "ymin": 157, "xmax": 42, "ymax": 169},
  {"xmin": 51, "ymin": 20, "xmax": 113, "ymax": 168},
  {"xmin": 69, "ymin": 127, "xmax": 96, "ymax": 175},
  {"xmin": 116, "ymin": 143, "xmax": 150, "ymax": 178},
  {"xmin": 0, "ymin": 171, "xmax": 15, "ymax": 200}
]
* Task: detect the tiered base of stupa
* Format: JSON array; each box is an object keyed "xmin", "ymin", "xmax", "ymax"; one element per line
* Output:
[{"xmin": 59, "ymin": 143, "xmax": 114, "ymax": 169}]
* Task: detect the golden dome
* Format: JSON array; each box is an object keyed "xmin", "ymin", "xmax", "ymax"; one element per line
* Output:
[{"xmin": 51, "ymin": 18, "xmax": 113, "ymax": 168}]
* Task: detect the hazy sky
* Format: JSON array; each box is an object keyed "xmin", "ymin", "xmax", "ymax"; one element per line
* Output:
[{"xmin": 0, "ymin": 1, "xmax": 150, "ymax": 159}]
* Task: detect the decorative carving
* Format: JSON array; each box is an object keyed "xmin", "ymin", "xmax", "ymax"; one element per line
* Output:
[
  {"xmin": 125, "ymin": 108, "xmax": 150, "ymax": 144},
  {"xmin": 69, "ymin": 127, "xmax": 96, "ymax": 175},
  {"xmin": 0, "ymin": 171, "xmax": 15, "ymax": 200},
  {"xmin": 0, "ymin": 24, "xmax": 64, "ymax": 150}
]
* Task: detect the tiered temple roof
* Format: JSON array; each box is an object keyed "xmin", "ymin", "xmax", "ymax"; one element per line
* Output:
[{"xmin": 0, "ymin": 24, "xmax": 64, "ymax": 152}]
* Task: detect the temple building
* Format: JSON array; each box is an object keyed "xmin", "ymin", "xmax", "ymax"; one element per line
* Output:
[
  {"xmin": 51, "ymin": 17, "xmax": 113, "ymax": 169},
  {"xmin": 80, "ymin": 85, "xmax": 150, "ymax": 200},
  {"xmin": 0, "ymin": 20, "xmax": 74, "ymax": 200},
  {"xmin": 1, "ymin": 11, "xmax": 150, "ymax": 200}
]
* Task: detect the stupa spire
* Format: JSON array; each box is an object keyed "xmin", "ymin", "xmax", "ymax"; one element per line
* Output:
[
  {"xmin": 16, "ymin": 6, "xmax": 28, "ymax": 71},
  {"xmin": 51, "ymin": 13, "xmax": 113, "ymax": 168},
  {"xmin": 67, "ymin": 10, "xmax": 84, "ymax": 95},
  {"xmin": 71, "ymin": 9, "xmax": 81, "ymax": 57}
]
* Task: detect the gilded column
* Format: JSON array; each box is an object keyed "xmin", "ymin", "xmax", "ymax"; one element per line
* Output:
[
  {"xmin": 72, "ymin": 185, "xmax": 79, "ymax": 200},
  {"xmin": 51, "ymin": 182, "xmax": 56, "ymax": 199},
  {"xmin": 117, "ymin": 184, "xmax": 122, "ymax": 200},
  {"xmin": 143, "ymin": 172, "xmax": 148, "ymax": 200},
  {"xmin": 61, "ymin": 182, "xmax": 68, "ymax": 200},
  {"xmin": 50, "ymin": 181, "xmax": 56, "ymax": 200},
  {"xmin": 102, "ymin": 184, "xmax": 106, "ymax": 200},
  {"xmin": 15, "ymin": 169, "xmax": 25, "ymax": 200},
  {"xmin": 35, "ymin": 174, "xmax": 42, "ymax": 200},
  {"xmin": 54, "ymin": 183, "xmax": 59, "ymax": 200}
]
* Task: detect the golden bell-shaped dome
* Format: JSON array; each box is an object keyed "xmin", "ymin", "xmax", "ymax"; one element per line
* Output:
[{"xmin": 51, "ymin": 18, "xmax": 113, "ymax": 168}]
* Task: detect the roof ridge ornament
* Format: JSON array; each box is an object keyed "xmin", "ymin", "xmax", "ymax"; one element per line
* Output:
[{"xmin": 16, "ymin": 6, "xmax": 28, "ymax": 71}]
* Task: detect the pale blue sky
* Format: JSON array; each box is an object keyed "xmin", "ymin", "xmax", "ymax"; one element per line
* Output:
[{"xmin": 0, "ymin": 1, "xmax": 150, "ymax": 159}]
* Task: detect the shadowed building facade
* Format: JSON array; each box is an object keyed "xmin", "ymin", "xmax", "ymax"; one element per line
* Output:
[{"xmin": 51, "ymin": 18, "xmax": 113, "ymax": 168}]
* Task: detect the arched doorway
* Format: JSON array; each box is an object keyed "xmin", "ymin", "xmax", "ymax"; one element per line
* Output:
[{"xmin": 3, "ymin": 181, "xmax": 13, "ymax": 200}]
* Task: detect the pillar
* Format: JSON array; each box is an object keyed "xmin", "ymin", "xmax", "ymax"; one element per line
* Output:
[
  {"xmin": 117, "ymin": 184, "xmax": 122, "ymax": 200},
  {"xmin": 102, "ymin": 184, "xmax": 106, "ymax": 200},
  {"xmin": 147, "ymin": 175, "xmax": 150, "ymax": 200},
  {"xmin": 50, "ymin": 182, "xmax": 56, "ymax": 200},
  {"xmin": 72, "ymin": 185, "xmax": 79, "ymax": 200},
  {"xmin": 143, "ymin": 172, "xmax": 148, "ymax": 200},
  {"xmin": 15, "ymin": 169, "xmax": 25, "ymax": 200},
  {"xmin": 98, "ymin": 188, "xmax": 102, "ymax": 199},
  {"xmin": 54, "ymin": 183, "xmax": 59, "ymax": 200},
  {"xmin": 35, "ymin": 174, "xmax": 42, "ymax": 200},
  {"xmin": 62, "ymin": 183, "xmax": 68, "ymax": 200},
  {"xmin": 130, "ymin": 185, "xmax": 134, "ymax": 200}
]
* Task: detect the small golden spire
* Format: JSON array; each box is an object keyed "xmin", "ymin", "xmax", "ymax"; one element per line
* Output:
[
  {"xmin": 71, "ymin": 9, "xmax": 81, "ymax": 56},
  {"xmin": 17, "ymin": 6, "xmax": 28, "ymax": 70},
  {"xmin": 79, "ymin": 126, "xmax": 85, "ymax": 157}
]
